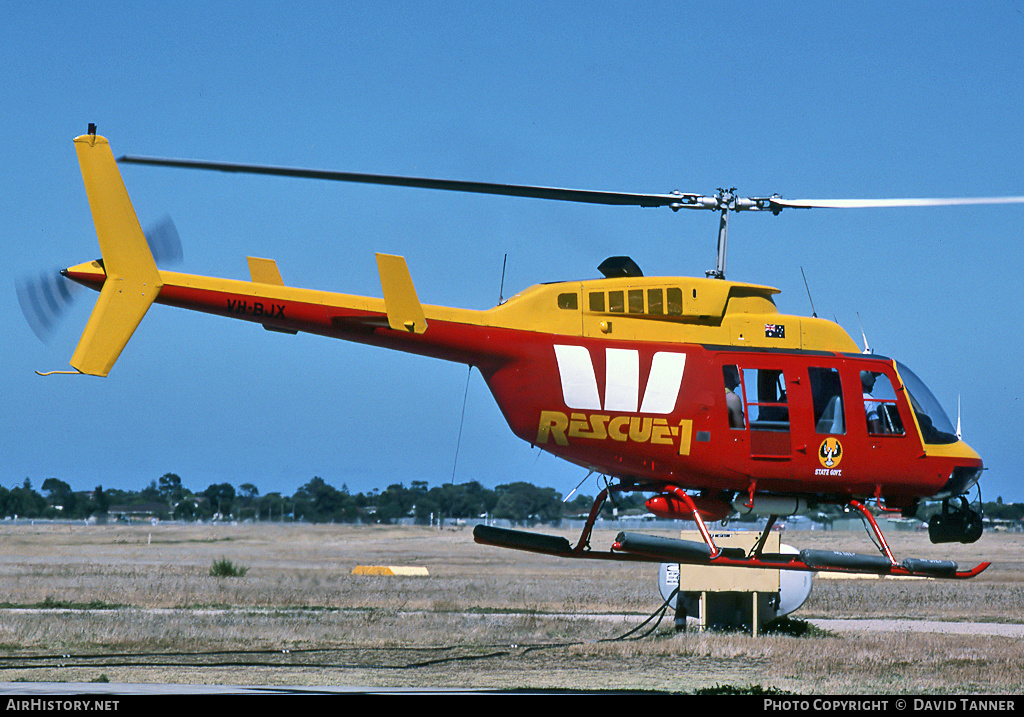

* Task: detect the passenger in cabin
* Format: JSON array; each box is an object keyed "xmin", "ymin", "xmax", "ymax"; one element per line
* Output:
[{"xmin": 723, "ymin": 365, "xmax": 744, "ymax": 429}]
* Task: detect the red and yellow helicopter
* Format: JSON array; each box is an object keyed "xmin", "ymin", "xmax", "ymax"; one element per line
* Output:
[{"xmin": 37, "ymin": 127, "xmax": 1024, "ymax": 580}]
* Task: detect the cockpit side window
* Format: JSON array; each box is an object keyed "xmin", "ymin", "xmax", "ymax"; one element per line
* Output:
[{"xmin": 861, "ymin": 371, "xmax": 904, "ymax": 436}]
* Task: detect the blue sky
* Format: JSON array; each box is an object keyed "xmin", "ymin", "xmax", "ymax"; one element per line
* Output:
[{"xmin": 3, "ymin": 1, "xmax": 1022, "ymax": 503}]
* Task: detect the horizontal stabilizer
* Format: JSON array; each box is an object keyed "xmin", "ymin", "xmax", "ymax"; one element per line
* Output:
[
  {"xmin": 247, "ymin": 257, "xmax": 297, "ymax": 334},
  {"xmin": 376, "ymin": 253, "xmax": 427, "ymax": 334},
  {"xmin": 247, "ymin": 256, "xmax": 285, "ymax": 285}
]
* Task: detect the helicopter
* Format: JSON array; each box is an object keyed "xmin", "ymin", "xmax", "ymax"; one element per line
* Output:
[{"xmin": 33, "ymin": 127, "xmax": 1024, "ymax": 580}]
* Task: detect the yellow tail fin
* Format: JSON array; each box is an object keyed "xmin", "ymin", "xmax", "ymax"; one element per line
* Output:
[{"xmin": 69, "ymin": 134, "xmax": 162, "ymax": 376}]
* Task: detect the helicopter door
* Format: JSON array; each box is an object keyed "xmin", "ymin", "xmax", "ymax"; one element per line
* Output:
[
  {"xmin": 735, "ymin": 366, "xmax": 791, "ymax": 459},
  {"xmin": 810, "ymin": 366, "xmax": 845, "ymax": 436}
]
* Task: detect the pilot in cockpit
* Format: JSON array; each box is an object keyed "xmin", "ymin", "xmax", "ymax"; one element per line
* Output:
[{"xmin": 862, "ymin": 371, "xmax": 884, "ymax": 434}]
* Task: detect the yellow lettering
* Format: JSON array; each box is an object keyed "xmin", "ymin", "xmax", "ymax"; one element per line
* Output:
[
  {"xmin": 568, "ymin": 412, "xmax": 590, "ymax": 438},
  {"xmin": 628, "ymin": 416, "xmax": 653, "ymax": 443},
  {"xmin": 537, "ymin": 411, "xmax": 569, "ymax": 446},
  {"xmin": 568, "ymin": 413, "xmax": 610, "ymax": 440},
  {"xmin": 608, "ymin": 416, "xmax": 630, "ymax": 442},
  {"xmin": 538, "ymin": 410, "xmax": 691, "ymax": 452},
  {"xmin": 650, "ymin": 418, "xmax": 674, "ymax": 445},
  {"xmin": 677, "ymin": 419, "xmax": 693, "ymax": 455}
]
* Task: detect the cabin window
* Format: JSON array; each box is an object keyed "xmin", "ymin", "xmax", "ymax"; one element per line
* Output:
[
  {"xmin": 583, "ymin": 287, "xmax": 686, "ymax": 317},
  {"xmin": 861, "ymin": 371, "xmax": 904, "ymax": 435},
  {"xmin": 628, "ymin": 289, "xmax": 644, "ymax": 314},
  {"xmin": 666, "ymin": 287, "xmax": 683, "ymax": 316},
  {"xmin": 741, "ymin": 368, "xmax": 789, "ymax": 431},
  {"xmin": 723, "ymin": 365, "xmax": 744, "ymax": 429},
  {"xmin": 809, "ymin": 367, "xmax": 845, "ymax": 434},
  {"xmin": 557, "ymin": 292, "xmax": 578, "ymax": 310},
  {"xmin": 648, "ymin": 288, "xmax": 663, "ymax": 315}
]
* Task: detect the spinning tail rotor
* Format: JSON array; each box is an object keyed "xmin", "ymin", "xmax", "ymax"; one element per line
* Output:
[
  {"xmin": 16, "ymin": 268, "xmax": 79, "ymax": 343},
  {"xmin": 17, "ymin": 215, "xmax": 182, "ymax": 343}
]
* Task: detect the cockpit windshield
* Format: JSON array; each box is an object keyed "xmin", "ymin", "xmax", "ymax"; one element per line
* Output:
[{"xmin": 895, "ymin": 362, "xmax": 959, "ymax": 445}]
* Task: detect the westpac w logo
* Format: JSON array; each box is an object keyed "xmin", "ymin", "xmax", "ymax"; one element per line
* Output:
[{"xmin": 553, "ymin": 345, "xmax": 686, "ymax": 415}]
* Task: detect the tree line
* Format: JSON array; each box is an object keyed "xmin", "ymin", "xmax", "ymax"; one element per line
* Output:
[
  {"xmin": 5, "ymin": 475, "xmax": 1020, "ymax": 527},
  {"xmin": 1, "ymin": 474, "xmax": 643, "ymax": 525}
]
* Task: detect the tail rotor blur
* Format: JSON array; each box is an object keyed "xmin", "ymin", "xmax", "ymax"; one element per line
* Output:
[
  {"xmin": 16, "ymin": 268, "xmax": 79, "ymax": 342},
  {"xmin": 144, "ymin": 214, "xmax": 182, "ymax": 266},
  {"xmin": 17, "ymin": 215, "xmax": 181, "ymax": 342}
]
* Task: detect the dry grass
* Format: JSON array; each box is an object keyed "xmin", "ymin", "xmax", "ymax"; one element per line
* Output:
[{"xmin": 0, "ymin": 521, "xmax": 1021, "ymax": 693}]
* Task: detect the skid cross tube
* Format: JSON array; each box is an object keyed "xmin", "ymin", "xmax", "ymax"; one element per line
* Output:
[
  {"xmin": 751, "ymin": 514, "xmax": 779, "ymax": 558},
  {"xmin": 848, "ymin": 498, "xmax": 898, "ymax": 566},
  {"xmin": 667, "ymin": 486, "xmax": 723, "ymax": 558},
  {"xmin": 573, "ymin": 486, "xmax": 611, "ymax": 554}
]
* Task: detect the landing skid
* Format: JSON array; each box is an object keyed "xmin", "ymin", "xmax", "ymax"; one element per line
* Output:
[{"xmin": 472, "ymin": 488, "xmax": 990, "ymax": 580}]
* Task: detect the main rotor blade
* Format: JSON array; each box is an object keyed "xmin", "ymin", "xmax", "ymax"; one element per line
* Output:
[
  {"xmin": 119, "ymin": 155, "xmax": 692, "ymax": 209},
  {"xmin": 118, "ymin": 154, "xmax": 1024, "ymax": 215},
  {"xmin": 771, "ymin": 196, "xmax": 1024, "ymax": 210}
]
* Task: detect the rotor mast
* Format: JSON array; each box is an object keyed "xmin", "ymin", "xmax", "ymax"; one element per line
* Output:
[{"xmin": 666, "ymin": 189, "xmax": 781, "ymax": 279}]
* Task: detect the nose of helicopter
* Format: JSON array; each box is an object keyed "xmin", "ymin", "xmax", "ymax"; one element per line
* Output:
[{"xmin": 936, "ymin": 445, "xmax": 984, "ymax": 498}]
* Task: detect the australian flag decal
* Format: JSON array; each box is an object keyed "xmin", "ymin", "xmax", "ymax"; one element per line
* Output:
[{"xmin": 765, "ymin": 323, "xmax": 785, "ymax": 339}]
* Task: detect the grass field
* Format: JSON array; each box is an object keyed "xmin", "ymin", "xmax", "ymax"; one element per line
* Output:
[{"xmin": 0, "ymin": 521, "xmax": 1021, "ymax": 693}]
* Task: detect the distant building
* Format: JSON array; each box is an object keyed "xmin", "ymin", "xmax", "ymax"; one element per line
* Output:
[{"xmin": 108, "ymin": 503, "xmax": 170, "ymax": 523}]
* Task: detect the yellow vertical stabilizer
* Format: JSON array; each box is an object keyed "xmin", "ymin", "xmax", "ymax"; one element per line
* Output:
[{"xmin": 69, "ymin": 134, "xmax": 162, "ymax": 376}]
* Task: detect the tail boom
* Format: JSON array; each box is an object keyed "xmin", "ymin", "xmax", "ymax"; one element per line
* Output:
[
  {"xmin": 59, "ymin": 133, "xmax": 530, "ymax": 383},
  {"xmin": 149, "ymin": 269, "xmax": 511, "ymax": 370}
]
